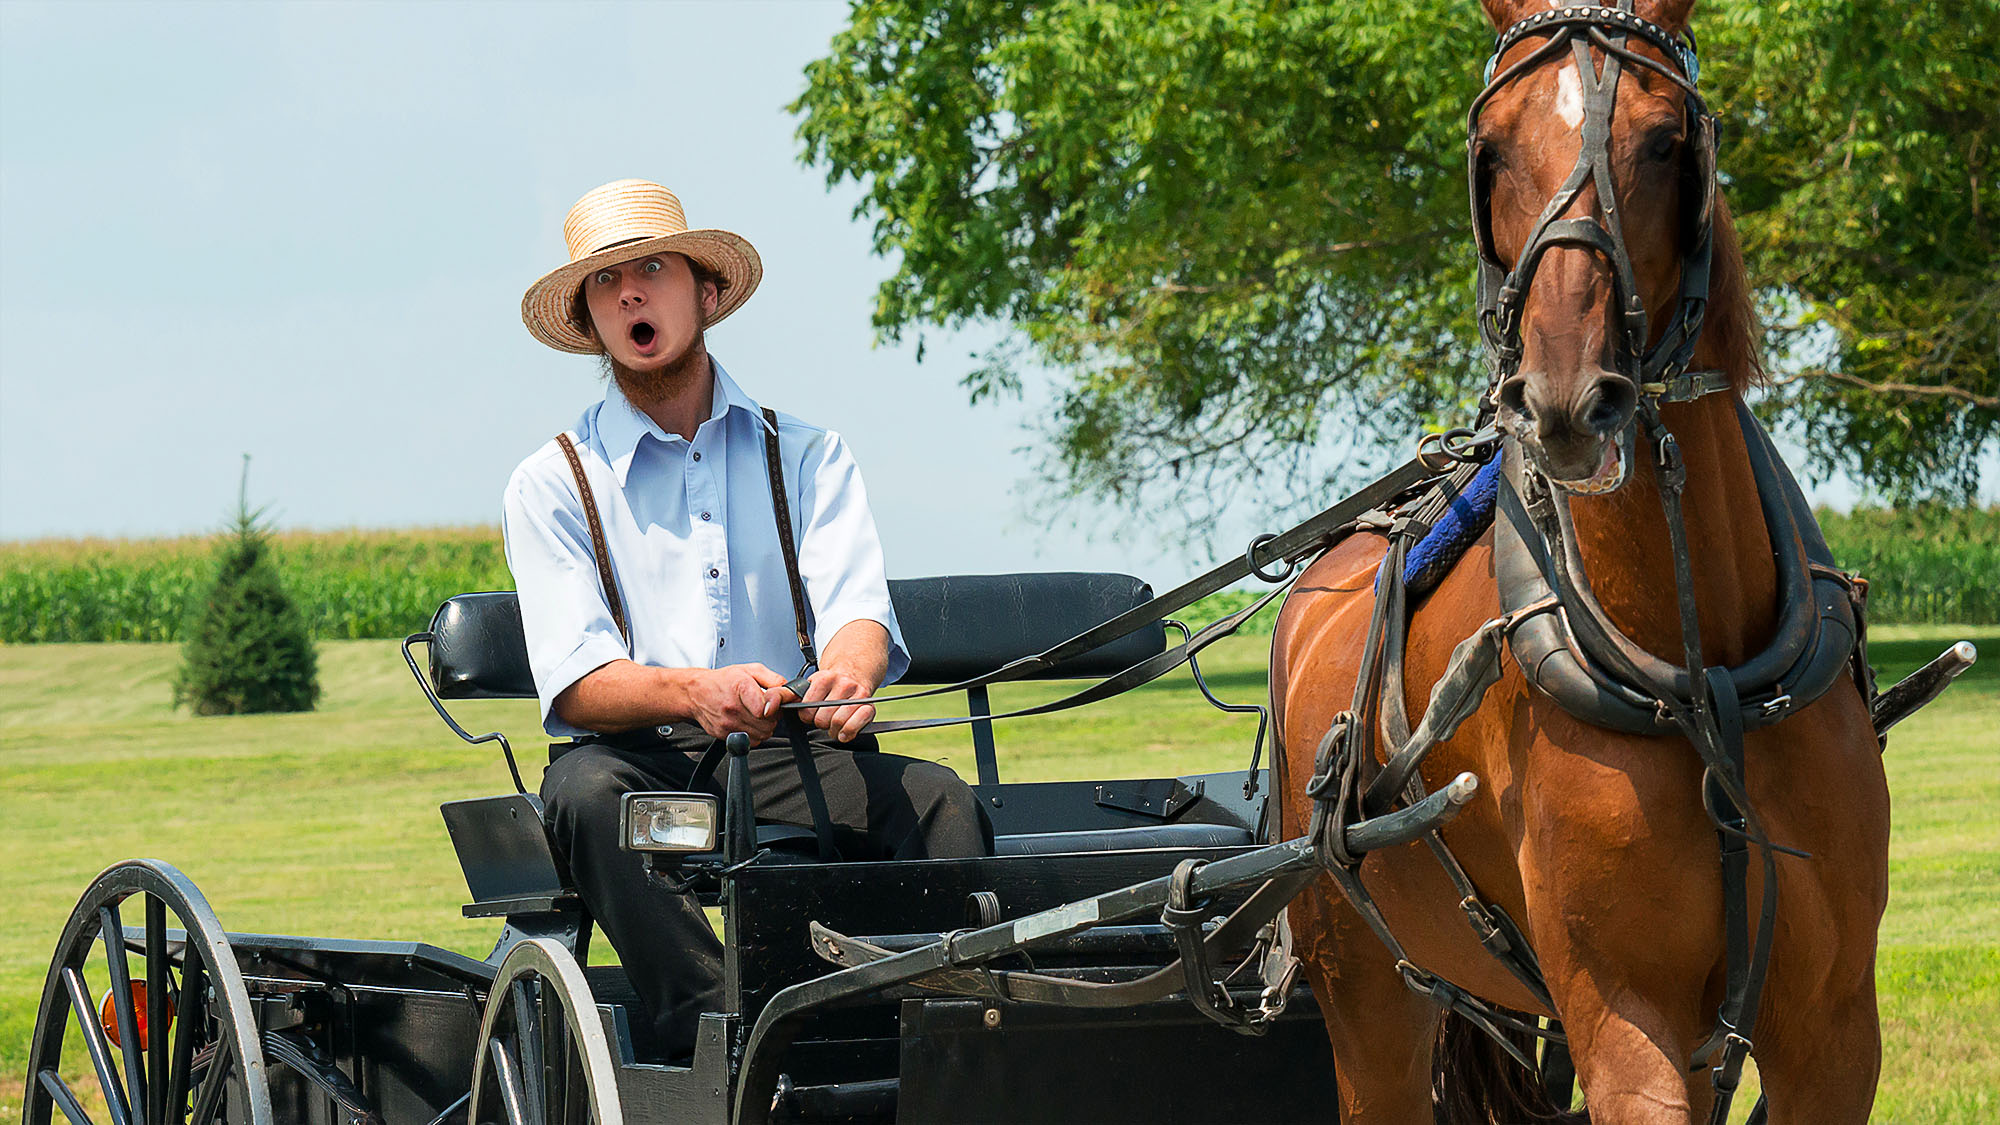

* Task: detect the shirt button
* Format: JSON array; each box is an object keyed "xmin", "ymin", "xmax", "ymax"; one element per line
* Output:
[
  {"xmin": 709, "ymin": 568, "xmax": 720, "ymax": 578},
  {"xmin": 692, "ymin": 452, "xmax": 701, "ymax": 461},
  {"xmin": 700, "ymin": 511, "xmax": 712, "ymax": 521},
  {"xmin": 718, "ymin": 637, "xmax": 726, "ymax": 648}
]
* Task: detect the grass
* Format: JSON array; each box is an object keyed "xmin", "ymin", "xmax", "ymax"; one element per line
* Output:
[{"xmin": 1, "ymin": 626, "xmax": 1992, "ymax": 1121}]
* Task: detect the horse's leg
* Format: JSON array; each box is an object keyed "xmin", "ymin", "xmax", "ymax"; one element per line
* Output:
[
  {"xmin": 1292, "ymin": 885, "xmax": 1440, "ymax": 1125},
  {"xmin": 1718, "ymin": 700, "xmax": 1890, "ymax": 1125},
  {"xmin": 1511, "ymin": 726, "xmax": 1723, "ymax": 1123},
  {"xmin": 1750, "ymin": 976, "xmax": 1881, "ymax": 1124}
]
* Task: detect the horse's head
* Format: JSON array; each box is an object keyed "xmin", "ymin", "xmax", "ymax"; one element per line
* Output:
[{"xmin": 1470, "ymin": 0, "xmax": 1717, "ymax": 494}]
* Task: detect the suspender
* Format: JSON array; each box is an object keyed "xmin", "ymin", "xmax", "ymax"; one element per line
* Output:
[
  {"xmin": 555, "ymin": 408, "xmax": 839, "ymax": 860},
  {"xmin": 551, "ymin": 412, "xmax": 817, "ymax": 665},
  {"xmin": 761, "ymin": 407, "xmax": 819, "ymax": 672},
  {"xmin": 758, "ymin": 407, "xmax": 839, "ymax": 860},
  {"xmin": 555, "ymin": 432, "xmax": 630, "ymax": 647}
]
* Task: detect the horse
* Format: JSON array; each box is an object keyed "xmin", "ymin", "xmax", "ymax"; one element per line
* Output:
[{"xmin": 1269, "ymin": 1, "xmax": 1890, "ymax": 1122}]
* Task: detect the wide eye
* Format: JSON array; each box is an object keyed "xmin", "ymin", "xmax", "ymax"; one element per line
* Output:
[
  {"xmin": 593, "ymin": 270, "xmax": 614, "ymax": 286},
  {"xmin": 642, "ymin": 259, "xmax": 663, "ymax": 274}
]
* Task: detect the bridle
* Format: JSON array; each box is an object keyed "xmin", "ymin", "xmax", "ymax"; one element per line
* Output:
[{"xmin": 1468, "ymin": 3, "xmax": 1721, "ymax": 403}]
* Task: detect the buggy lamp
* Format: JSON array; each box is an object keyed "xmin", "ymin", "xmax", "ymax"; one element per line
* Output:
[{"xmin": 622, "ymin": 793, "xmax": 720, "ymax": 853}]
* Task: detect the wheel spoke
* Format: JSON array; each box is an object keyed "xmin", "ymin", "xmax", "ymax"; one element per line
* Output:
[
  {"xmin": 39, "ymin": 1067, "xmax": 99, "ymax": 1125},
  {"xmin": 536, "ymin": 981, "xmax": 565, "ymax": 1125},
  {"xmin": 188, "ymin": 1044, "xmax": 232, "ymax": 1125},
  {"xmin": 99, "ymin": 903, "xmax": 150, "ymax": 1122},
  {"xmin": 560, "ymin": 1035, "xmax": 583, "ymax": 1125},
  {"xmin": 510, "ymin": 980, "xmax": 547, "ymax": 1121},
  {"xmin": 486, "ymin": 1038, "xmax": 535, "ymax": 1125},
  {"xmin": 63, "ymin": 965, "xmax": 133, "ymax": 1125},
  {"xmin": 145, "ymin": 896, "xmax": 169, "ymax": 1125},
  {"xmin": 168, "ymin": 952, "xmax": 207, "ymax": 1124}
]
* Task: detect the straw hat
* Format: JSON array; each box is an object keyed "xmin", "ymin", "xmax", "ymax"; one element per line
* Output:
[{"xmin": 521, "ymin": 179, "xmax": 763, "ymax": 354}]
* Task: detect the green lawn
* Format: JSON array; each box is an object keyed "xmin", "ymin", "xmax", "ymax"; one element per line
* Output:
[{"xmin": 1, "ymin": 627, "xmax": 1992, "ymax": 1121}]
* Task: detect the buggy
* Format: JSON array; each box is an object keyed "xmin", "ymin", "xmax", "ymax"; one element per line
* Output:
[{"xmin": 25, "ymin": 570, "xmax": 1397, "ymax": 1125}]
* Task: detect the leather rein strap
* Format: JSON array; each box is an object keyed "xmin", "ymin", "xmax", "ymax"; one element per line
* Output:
[
  {"xmin": 556, "ymin": 432, "xmax": 630, "ymax": 647},
  {"xmin": 787, "ymin": 447, "xmax": 1454, "ymax": 729}
]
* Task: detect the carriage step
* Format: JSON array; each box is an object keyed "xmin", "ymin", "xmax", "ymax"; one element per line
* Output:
[{"xmin": 773, "ymin": 1075, "xmax": 898, "ymax": 1122}]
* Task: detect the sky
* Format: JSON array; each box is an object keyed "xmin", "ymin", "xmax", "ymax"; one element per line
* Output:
[
  {"xmin": 0, "ymin": 0, "xmax": 1190, "ymax": 579},
  {"xmin": 0, "ymin": 2, "xmax": 1987, "ymax": 586}
]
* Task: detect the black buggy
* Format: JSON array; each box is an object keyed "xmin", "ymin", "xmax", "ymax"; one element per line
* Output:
[{"xmin": 26, "ymin": 570, "xmax": 1404, "ymax": 1125}]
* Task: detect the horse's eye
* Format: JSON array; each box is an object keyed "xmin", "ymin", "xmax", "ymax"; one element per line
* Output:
[{"xmin": 1643, "ymin": 132, "xmax": 1680, "ymax": 163}]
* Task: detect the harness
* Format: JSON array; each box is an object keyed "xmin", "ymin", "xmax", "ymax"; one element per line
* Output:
[
  {"xmin": 1303, "ymin": 7, "xmax": 1868, "ymax": 1122},
  {"xmin": 783, "ymin": 11, "xmax": 1889, "ymax": 1117},
  {"xmin": 812, "ymin": 6, "xmax": 1866, "ymax": 1117}
]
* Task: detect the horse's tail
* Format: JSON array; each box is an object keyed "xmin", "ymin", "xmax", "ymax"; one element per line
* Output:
[{"xmin": 1432, "ymin": 1011, "xmax": 1589, "ymax": 1124}]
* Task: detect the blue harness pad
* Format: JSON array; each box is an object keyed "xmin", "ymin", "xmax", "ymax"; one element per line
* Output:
[{"xmin": 1401, "ymin": 456, "xmax": 1501, "ymax": 598}]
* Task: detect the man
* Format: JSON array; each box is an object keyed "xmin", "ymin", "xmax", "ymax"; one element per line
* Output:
[{"xmin": 504, "ymin": 178, "xmax": 991, "ymax": 1063}]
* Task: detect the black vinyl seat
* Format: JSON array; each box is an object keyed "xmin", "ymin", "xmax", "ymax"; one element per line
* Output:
[{"xmin": 419, "ymin": 573, "xmax": 1260, "ymax": 860}]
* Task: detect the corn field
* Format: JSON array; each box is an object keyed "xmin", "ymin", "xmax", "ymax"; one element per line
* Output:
[
  {"xmin": 0, "ymin": 528, "xmax": 512, "ymax": 643},
  {"xmin": 1, "ymin": 508, "xmax": 1993, "ymax": 644}
]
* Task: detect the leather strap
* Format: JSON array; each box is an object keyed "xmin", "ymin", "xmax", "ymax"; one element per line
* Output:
[
  {"xmin": 555, "ymin": 432, "xmax": 630, "ymax": 647},
  {"xmin": 785, "ymin": 445, "xmax": 1453, "ymax": 715},
  {"xmin": 759, "ymin": 407, "xmax": 838, "ymax": 860},
  {"xmin": 761, "ymin": 408, "xmax": 818, "ymax": 671}
]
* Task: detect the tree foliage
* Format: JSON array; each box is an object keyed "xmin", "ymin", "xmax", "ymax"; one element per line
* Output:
[
  {"xmin": 174, "ymin": 460, "xmax": 320, "ymax": 715},
  {"xmin": 793, "ymin": 0, "xmax": 1997, "ymax": 518}
]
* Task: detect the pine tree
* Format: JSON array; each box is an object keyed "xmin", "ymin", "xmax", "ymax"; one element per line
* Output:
[{"xmin": 174, "ymin": 456, "xmax": 320, "ymax": 715}]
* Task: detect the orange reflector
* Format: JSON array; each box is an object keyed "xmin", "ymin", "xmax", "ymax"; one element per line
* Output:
[{"xmin": 99, "ymin": 980, "xmax": 174, "ymax": 1050}]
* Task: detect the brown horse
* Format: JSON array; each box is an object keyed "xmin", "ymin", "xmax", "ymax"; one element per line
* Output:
[{"xmin": 1270, "ymin": 1, "xmax": 1889, "ymax": 1122}]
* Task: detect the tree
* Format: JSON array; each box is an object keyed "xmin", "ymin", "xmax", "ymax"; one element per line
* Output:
[
  {"xmin": 793, "ymin": 0, "xmax": 1998, "ymax": 523},
  {"xmin": 174, "ymin": 457, "xmax": 320, "ymax": 715}
]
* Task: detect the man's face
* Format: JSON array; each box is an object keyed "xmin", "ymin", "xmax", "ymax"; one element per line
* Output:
[{"xmin": 582, "ymin": 252, "xmax": 718, "ymax": 373}]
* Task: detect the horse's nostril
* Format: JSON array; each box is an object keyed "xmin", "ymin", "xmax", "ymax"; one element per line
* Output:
[
  {"xmin": 1583, "ymin": 376, "xmax": 1638, "ymax": 435},
  {"xmin": 1497, "ymin": 378, "xmax": 1532, "ymax": 421}
]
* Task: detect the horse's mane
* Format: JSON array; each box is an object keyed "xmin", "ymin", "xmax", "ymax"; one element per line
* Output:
[{"xmin": 1701, "ymin": 196, "xmax": 1766, "ymax": 393}]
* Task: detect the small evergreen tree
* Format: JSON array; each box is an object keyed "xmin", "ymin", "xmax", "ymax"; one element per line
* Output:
[{"xmin": 174, "ymin": 456, "xmax": 320, "ymax": 715}]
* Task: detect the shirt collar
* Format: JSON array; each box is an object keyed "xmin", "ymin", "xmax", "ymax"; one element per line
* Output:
[{"xmin": 596, "ymin": 357, "xmax": 773, "ymax": 485}]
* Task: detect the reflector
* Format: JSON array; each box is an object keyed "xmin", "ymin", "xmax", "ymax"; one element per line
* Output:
[{"xmin": 99, "ymin": 979, "xmax": 174, "ymax": 1049}]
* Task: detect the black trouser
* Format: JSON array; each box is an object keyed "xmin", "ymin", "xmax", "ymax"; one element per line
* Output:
[{"xmin": 540, "ymin": 725, "xmax": 993, "ymax": 1059}]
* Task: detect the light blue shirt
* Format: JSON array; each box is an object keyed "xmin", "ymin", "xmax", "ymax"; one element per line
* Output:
[{"xmin": 502, "ymin": 359, "xmax": 908, "ymax": 736}]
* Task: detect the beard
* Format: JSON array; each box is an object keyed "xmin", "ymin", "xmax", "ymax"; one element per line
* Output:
[{"xmin": 600, "ymin": 286, "xmax": 710, "ymax": 406}]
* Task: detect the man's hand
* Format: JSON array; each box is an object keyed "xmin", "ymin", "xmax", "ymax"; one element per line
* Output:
[
  {"xmin": 795, "ymin": 620, "xmax": 892, "ymax": 742},
  {"xmin": 685, "ymin": 663, "xmax": 797, "ymax": 742},
  {"xmin": 795, "ymin": 667, "xmax": 878, "ymax": 743}
]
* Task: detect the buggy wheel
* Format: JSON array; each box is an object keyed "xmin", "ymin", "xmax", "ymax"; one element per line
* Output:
[
  {"xmin": 23, "ymin": 858, "xmax": 272, "ymax": 1125},
  {"xmin": 469, "ymin": 939, "xmax": 623, "ymax": 1125}
]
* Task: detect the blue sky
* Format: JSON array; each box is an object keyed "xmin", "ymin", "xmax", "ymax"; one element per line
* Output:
[
  {"xmin": 0, "ymin": 1, "xmax": 1186, "ymax": 577},
  {"xmin": 0, "ymin": 2, "xmax": 1984, "ymax": 583}
]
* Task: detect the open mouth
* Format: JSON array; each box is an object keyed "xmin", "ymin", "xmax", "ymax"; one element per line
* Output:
[
  {"xmin": 1548, "ymin": 435, "xmax": 1628, "ymax": 496},
  {"xmin": 629, "ymin": 320, "xmax": 657, "ymax": 350}
]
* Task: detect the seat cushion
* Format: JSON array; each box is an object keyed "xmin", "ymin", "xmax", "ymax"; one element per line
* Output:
[{"xmin": 993, "ymin": 823, "xmax": 1253, "ymax": 856}]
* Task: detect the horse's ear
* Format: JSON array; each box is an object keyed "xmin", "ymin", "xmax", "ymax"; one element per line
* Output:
[
  {"xmin": 1477, "ymin": 0, "xmax": 1538, "ymax": 33},
  {"xmin": 1639, "ymin": 0, "xmax": 1698, "ymax": 34}
]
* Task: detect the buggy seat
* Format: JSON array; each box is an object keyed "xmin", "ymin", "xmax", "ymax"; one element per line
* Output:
[{"xmin": 417, "ymin": 573, "xmax": 1257, "ymax": 859}]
